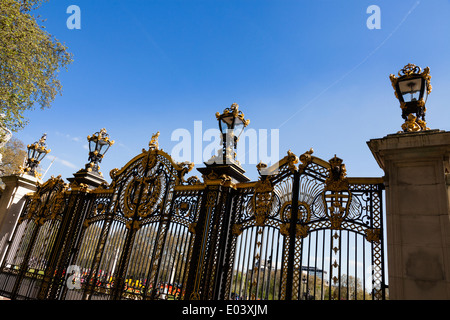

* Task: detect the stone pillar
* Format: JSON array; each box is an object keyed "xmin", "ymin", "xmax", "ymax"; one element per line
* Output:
[
  {"xmin": 0, "ymin": 174, "xmax": 39, "ymax": 265},
  {"xmin": 367, "ymin": 130, "xmax": 450, "ymax": 299}
]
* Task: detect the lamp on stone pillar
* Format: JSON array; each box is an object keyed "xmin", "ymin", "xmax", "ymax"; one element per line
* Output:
[
  {"xmin": 68, "ymin": 128, "xmax": 114, "ymax": 189},
  {"xmin": 20, "ymin": 133, "xmax": 51, "ymax": 178},
  {"xmin": 389, "ymin": 63, "xmax": 432, "ymax": 132},
  {"xmin": 197, "ymin": 103, "xmax": 250, "ymax": 183}
]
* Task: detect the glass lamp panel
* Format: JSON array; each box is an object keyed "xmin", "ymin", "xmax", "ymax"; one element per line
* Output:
[
  {"xmin": 220, "ymin": 115, "xmax": 234, "ymax": 133},
  {"xmin": 27, "ymin": 147, "xmax": 34, "ymax": 160},
  {"xmin": 398, "ymin": 78, "xmax": 422, "ymax": 102},
  {"xmin": 97, "ymin": 140, "xmax": 108, "ymax": 154},
  {"xmin": 98, "ymin": 139, "xmax": 109, "ymax": 146},
  {"xmin": 89, "ymin": 139, "xmax": 97, "ymax": 153},
  {"xmin": 100, "ymin": 143, "xmax": 111, "ymax": 156},
  {"xmin": 233, "ymin": 118, "xmax": 245, "ymax": 138},
  {"xmin": 34, "ymin": 150, "xmax": 42, "ymax": 161}
]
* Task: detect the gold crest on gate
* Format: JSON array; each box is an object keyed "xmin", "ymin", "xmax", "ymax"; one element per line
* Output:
[{"xmin": 123, "ymin": 176, "xmax": 162, "ymax": 219}]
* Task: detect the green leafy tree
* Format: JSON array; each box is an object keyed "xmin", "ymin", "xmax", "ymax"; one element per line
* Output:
[{"xmin": 0, "ymin": 0, "xmax": 73, "ymax": 132}]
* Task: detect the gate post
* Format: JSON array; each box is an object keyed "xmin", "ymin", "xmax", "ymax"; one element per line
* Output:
[
  {"xmin": 284, "ymin": 170, "xmax": 300, "ymax": 300},
  {"xmin": 185, "ymin": 162, "xmax": 249, "ymax": 300},
  {"xmin": 0, "ymin": 174, "xmax": 39, "ymax": 266},
  {"xmin": 39, "ymin": 164, "xmax": 109, "ymax": 300},
  {"xmin": 368, "ymin": 130, "xmax": 450, "ymax": 299}
]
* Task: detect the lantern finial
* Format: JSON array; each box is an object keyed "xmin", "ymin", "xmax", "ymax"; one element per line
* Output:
[
  {"xmin": 85, "ymin": 128, "xmax": 114, "ymax": 176},
  {"xmin": 19, "ymin": 133, "xmax": 51, "ymax": 178},
  {"xmin": 389, "ymin": 63, "xmax": 431, "ymax": 132},
  {"xmin": 212, "ymin": 103, "xmax": 250, "ymax": 165}
]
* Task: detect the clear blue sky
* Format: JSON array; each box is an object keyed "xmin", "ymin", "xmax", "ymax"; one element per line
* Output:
[{"xmin": 15, "ymin": 0, "xmax": 450, "ymax": 183}]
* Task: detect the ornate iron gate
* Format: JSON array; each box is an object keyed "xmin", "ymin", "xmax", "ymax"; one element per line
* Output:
[
  {"xmin": 224, "ymin": 151, "xmax": 385, "ymax": 300},
  {"xmin": 0, "ymin": 140, "xmax": 386, "ymax": 300}
]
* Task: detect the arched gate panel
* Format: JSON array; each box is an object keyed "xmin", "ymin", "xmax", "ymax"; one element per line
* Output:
[
  {"xmin": 224, "ymin": 150, "xmax": 385, "ymax": 300},
  {"xmin": 60, "ymin": 143, "xmax": 200, "ymax": 300}
]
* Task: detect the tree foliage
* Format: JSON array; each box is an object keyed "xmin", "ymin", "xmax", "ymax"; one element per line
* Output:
[
  {"xmin": 0, "ymin": 136, "xmax": 26, "ymax": 174},
  {"xmin": 0, "ymin": 0, "xmax": 73, "ymax": 132},
  {"xmin": 0, "ymin": 136, "xmax": 26, "ymax": 179}
]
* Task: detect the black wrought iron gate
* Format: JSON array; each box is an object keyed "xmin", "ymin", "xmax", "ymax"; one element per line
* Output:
[
  {"xmin": 0, "ymin": 144, "xmax": 386, "ymax": 300},
  {"xmin": 223, "ymin": 152, "xmax": 385, "ymax": 300}
]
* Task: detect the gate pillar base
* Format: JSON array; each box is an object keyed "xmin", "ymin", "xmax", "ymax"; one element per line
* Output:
[
  {"xmin": 368, "ymin": 129, "xmax": 450, "ymax": 300},
  {"xmin": 0, "ymin": 174, "xmax": 39, "ymax": 265},
  {"xmin": 197, "ymin": 162, "xmax": 250, "ymax": 184},
  {"xmin": 67, "ymin": 169, "xmax": 108, "ymax": 189}
]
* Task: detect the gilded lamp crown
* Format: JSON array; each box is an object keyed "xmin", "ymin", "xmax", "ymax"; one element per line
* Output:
[{"xmin": 215, "ymin": 103, "xmax": 250, "ymax": 127}]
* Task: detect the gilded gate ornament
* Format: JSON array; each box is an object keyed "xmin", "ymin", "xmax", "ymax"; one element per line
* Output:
[
  {"xmin": 125, "ymin": 220, "xmax": 141, "ymax": 231},
  {"xmin": 19, "ymin": 175, "xmax": 67, "ymax": 225},
  {"xmin": 286, "ymin": 150, "xmax": 299, "ymax": 173},
  {"xmin": 299, "ymin": 148, "xmax": 314, "ymax": 167},
  {"xmin": 365, "ymin": 228, "xmax": 381, "ymax": 243},
  {"xmin": 328, "ymin": 203, "xmax": 347, "ymax": 230},
  {"xmin": 323, "ymin": 156, "xmax": 351, "ymax": 230},
  {"xmin": 280, "ymin": 223, "xmax": 289, "ymax": 237},
  {"xmin": 49, "ymin": 192, "xmax": 66, "ymax": 220},
  {"xmin": 149, "ymin": 131, "xmax": 160, "ymax": 150},
  {"xmin": 142, "ymin": 149, "xmax": 158, "ymax": 170},
  {"xmin": 279, "ymin": 202, "xmax": 311, "ymax": 239},
  {"xmin": 325, "ymin": 155, "xmax": 349, "ymax": 192},
  {"xmin": 252, "ymin": 179, "xmax": 274, "ymax": 226},
  {"xmin": 26, "ymin": 193, "xmax": 42, "ymax": 220},
  {"xmin": 188, "ymin": 222, "xmax": 197, "ymax": 234},
  {"xmin": 296, "ymin": 224, "xmax": 309, "ymax": 238},
  {"xmin": 123, "ymin": 176, "xmax": 162, "ymax": 218},
  {"xmin": 279, "ymin": 201, "xmax": 292, "ymax": 223}
]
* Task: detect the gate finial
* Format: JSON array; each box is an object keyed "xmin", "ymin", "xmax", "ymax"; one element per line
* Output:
[{"xmin": 149, "ymin": 131, "xmax": 160, "ymax": 150}]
